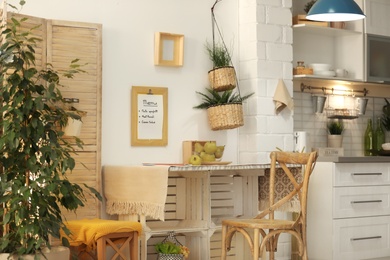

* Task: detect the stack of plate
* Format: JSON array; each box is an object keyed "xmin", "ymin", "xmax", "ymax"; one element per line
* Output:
[{"xmin": 309, "ymin": 63, "xmax": 335, "ymax": 77}]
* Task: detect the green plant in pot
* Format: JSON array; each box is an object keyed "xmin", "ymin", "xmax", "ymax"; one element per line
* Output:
[
  {"xmin": 304, "ymin": 0, "xmax": 317, "ymax": 14},
  {"xmin": 327, "ymin": 119, "xmax": 344, "ymax": 148},
  {"xmin": 206, "ymin": 41, "xmax": 237, "ymax": 92},
  {"xmin": 194, "ymin": 88, "xmax": 254, "ymax": 131},
  {"xmin": 0, "ymin": 3, "xmax": 101, "ymax": 259},
  {"xmin": 381, "ymin": 98, "xmax": 390, "ymax": 131}
]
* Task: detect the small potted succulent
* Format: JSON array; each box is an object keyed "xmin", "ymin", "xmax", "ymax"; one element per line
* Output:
[{"xmin": 327, "ymin": 119, "xmax": 344, "ymax": 148}]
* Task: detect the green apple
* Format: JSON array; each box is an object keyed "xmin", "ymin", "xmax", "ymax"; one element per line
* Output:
[
  {"xmin": 202, "ymin": 153, "xmax": 216, "ymax": 162},
  {"xmin": 189, "ymin": 154, "xmax": 202, "ymax": 165},
  {"xmin": 194, "ymin": 142, "xmax": 204, "ymax": 153},
  {"xmin": 204, "ymin": 141, "xmax": 217, "ymax": 154}
]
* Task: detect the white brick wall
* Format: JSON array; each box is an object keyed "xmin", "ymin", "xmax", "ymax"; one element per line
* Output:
[
  {"xmin": 239, "ymin": 0, "xmax": 294, "ymax": 166},
  {"xmin": 294, "ymin": 91, "xmax": 390, "ymax": 156},
  {"xmin": 238, "ymin": 1, "xmax": 294, "ymax": 259}
]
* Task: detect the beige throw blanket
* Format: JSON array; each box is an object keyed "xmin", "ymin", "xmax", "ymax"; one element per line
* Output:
[{"xmin": 103, "ymin": 165, "xmax": 169, "ymax": 221}]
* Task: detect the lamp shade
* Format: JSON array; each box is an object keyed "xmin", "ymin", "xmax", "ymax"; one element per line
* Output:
[{"xmin": 306, "ymin": 0, "xmax": 365, "ymax": 22}]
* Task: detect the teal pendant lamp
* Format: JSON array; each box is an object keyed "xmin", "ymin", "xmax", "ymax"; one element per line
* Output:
[{"xmin": 306, "ymin": 0, "xmax": 365, "ymax": 21}]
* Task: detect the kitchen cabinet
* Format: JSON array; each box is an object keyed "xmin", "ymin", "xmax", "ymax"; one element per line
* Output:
[
  {"xmin": 307, "ymin": 162, "xmax": 390, "ymax": 260},
  {"xmin": 292, "ymin": 0, "xmax": 365, "ymax": 82},
  {"xmin": 365, "ymin": 0, "xmax": 390, "ymax": 37}
]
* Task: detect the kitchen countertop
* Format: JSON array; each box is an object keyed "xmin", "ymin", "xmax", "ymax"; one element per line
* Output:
[{"xmin": 318, "ymin": 156, "xmax": 390, "ymax": 163}]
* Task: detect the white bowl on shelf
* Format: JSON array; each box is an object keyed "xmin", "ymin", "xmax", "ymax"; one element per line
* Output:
[
  {"xmin": 309, "ymin": 63, "xmax": 332, "ymax": 73},
  {"xmin": 382, "ymin": 143, "xmax": 390, "ymax": 151},
  {"xmin": 315, "ymin": 70, "xmax": 336, "ymax": 77}
]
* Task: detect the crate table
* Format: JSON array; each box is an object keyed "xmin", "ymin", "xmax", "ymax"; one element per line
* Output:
[{"xmin": 140, "ymin": 164, "xmax": 269, "ymax": 260}]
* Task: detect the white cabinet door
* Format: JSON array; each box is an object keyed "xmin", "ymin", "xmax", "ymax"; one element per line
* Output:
[
  {"xmin": 334, "ymin": 163, "xmax": 390, "ymax": 187},
  {"xmin": 365, "ymin": 0, "xmax": 390, "ymax": 36},
  {"xmin": 334, "ymin": 216, "xmax": 390, "ymax": 260},
  {"xmin": 333, "ymin": 185, "xmax": 390, "ymax": 218}
]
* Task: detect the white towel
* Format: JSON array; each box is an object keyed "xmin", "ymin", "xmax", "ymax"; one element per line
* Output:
[
  {"xmin": 103, "ymin": 165, "xmax": 169, "ymax": 221},
  {"xmin": 273, "ymin": 79, "xmax": 294, "ymax": 114}
]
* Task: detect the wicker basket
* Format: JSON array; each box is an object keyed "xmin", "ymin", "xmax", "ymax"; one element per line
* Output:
[
  {"xmin": 208, "ymin": 66, "xmax": 236, "ymax": 92},
  {"xmin": 207, "ymin": 103, "xmax": 244, "ymax": 131},
  {"xmin": 157, "ymin": 253, "xmax": 184, "ymax": 260},
  {"xmin": 156, "ymin": 232, "xmax": 185, "ymax": 260}
]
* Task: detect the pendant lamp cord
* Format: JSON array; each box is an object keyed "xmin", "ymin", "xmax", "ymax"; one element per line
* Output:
[{"xmin": 211, "ymin": 0, "xmax": 242, "ymax": 99}]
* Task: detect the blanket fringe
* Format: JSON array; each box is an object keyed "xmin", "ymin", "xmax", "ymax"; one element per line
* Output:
[{"xmin": 106, "ymin": 200, "xmax": 165, "ymax": 221}]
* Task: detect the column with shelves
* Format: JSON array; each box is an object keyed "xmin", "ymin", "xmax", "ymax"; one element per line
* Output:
[{"xmin": 292, "ymin": 0, "xmax": 365, "ymax": 82}]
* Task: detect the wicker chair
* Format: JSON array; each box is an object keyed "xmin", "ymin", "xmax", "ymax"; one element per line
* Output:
[{"xmin": 221, "ymin": 151, "xmax": 318, "ymax": 260}]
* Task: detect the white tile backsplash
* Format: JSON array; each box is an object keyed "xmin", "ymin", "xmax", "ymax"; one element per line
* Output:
[{"xmin": 294, "ymin": 91, "xmax": 390, "ymax": 156}]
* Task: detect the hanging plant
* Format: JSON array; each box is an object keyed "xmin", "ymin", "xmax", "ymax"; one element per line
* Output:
[
  {"xmin": 195, "ymin": 0, "xmax": 255, "ymax": 131},
  {"xmin": 194, "ymin": 88, "xmax": 254, "ymax": 131},
  {"xmin": 207, "ymin": 0, "xmax": 237, "ymax": 92}
]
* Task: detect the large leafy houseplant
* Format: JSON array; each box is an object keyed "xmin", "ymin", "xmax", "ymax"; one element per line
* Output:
[{"xmin": 0, "ymin": 3, "xmax": 101, "ymax": 258}]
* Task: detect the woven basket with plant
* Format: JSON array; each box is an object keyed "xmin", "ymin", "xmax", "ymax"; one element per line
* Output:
[
  {"xmin": 194, "ymin": 88, "xmax": 253, "ymax": 131},
  {"xmin": 206, "ymin": 42, "xmax": 236, "ymax": 92}
]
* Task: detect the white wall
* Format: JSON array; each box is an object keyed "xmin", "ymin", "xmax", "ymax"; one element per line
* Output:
[{"xmin": 9, "ymin": 0, "xmax": 242, "ymax": 165}]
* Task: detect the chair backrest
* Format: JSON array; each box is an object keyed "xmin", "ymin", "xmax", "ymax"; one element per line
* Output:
[{"xmin": 256, "ymin": 151, "xmax": 317, "ymax": 220}]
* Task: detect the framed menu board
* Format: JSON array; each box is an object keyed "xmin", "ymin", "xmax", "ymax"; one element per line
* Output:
[{"xmin": 131, "ymin": 86, "xmax": 168, "ymax": 146}]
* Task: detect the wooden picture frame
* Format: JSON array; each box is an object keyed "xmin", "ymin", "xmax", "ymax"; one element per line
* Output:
[
  {"xmin": 154, "ymin": 32, "xmax": 184, "ymax": 66},
  {"xmin": 131, "ymin": 86, "xmax": 168, "ymax": 146}
]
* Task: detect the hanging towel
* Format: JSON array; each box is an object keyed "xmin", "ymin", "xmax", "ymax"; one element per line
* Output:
[
  {"xmin": 273, "ymin": 79, "xmax": 294, "ymax": 114},
  {"xmin": 103, "ymin": 165, "xmax": 169, "ymax": 221}
]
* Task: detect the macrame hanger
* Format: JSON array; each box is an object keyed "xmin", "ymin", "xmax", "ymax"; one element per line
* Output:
[{"xmin": 210, "ymin": 0, "xmax": 242, "ymax": 98}]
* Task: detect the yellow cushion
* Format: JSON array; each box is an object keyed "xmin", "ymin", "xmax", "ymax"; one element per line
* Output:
[{"xmin": 63, "ymin": 218, "xmax": 142, "ymax": 249}]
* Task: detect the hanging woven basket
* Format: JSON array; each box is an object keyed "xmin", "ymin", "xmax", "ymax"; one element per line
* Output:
[
  {"xmin": 156, "ymin": 232, "xmax": 186, "ymax": 260},
  {"xmin": 208, "ymin": 66, "xmax": 236, "ymax": 92},
  {"xmin": 207, "ymin": 103, "xmax": 244, "ymax": 131}
]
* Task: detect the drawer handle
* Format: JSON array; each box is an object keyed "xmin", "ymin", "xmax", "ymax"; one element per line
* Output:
[
  {"xmin": 351, "ymin": 236, "xmax": 382, "ymax": 241},
  {"xmin": 351, "ymin": 172, "xmax": 382, "ymax": 176},
  {"xmin": 350, "ymin": 200, "xmax": 383, "ymax": 204}
]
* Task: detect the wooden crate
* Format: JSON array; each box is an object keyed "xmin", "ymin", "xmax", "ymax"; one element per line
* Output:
[
  {"xmin": 182, "ymin": 140, "xmax": 215, "ymax": 164},
  {"xmin": 293, "ymin": 15, "xmax": 329, "ymax": 27}
]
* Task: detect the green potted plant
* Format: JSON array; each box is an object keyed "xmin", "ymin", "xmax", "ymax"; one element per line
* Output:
[
  {"xmin": 304, "ymin": 0, "xmax": 317, "ymax": 14},
  {"xmin": 206, "ymin": 41, "xmax": 236, "ymax": 92},
  {"xmin": 207, "ymin": 0, "xmax": 237, "ymax": 92},
  {"xmin": 0, "ymin": 3, "xmax": 101, "ymax": 259},
  {"xmin": 327, "ymin": 119, "xmax": 344, "ymax": 148},
  {"xmin": 155, "ymin": 232, "xmax": 190, "ymax": 259},
  {"xmin": 194, "ymin": 88, "xmax": 254, "ymax": 131}
]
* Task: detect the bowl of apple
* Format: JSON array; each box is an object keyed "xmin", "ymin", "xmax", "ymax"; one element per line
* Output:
[{"xmin": 188, "ymin": 141, "xmax": 229, "ymax": 165}]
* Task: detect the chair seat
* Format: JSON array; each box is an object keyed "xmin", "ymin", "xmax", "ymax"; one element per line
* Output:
[
  {"xmin": 222, "ymin": 219, "xmax": 295, "ymax": 229},
  {"xmin": 64, "ymin": 219, "xmax": 142, "ymax": 260},
  {"xmin": 221, "ymin": 151, "xmax": 318, "ymax": 260}
]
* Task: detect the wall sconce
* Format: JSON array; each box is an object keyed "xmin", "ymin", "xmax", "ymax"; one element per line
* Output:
[{"xmin": 306, "ymin": 0, "xmax": 365, "ymax": 22}]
